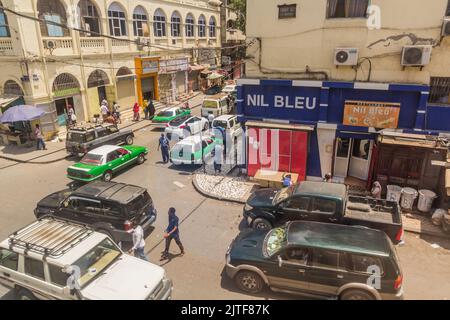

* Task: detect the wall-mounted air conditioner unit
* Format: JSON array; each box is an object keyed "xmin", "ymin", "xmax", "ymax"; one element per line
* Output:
[
  {"xmin": 334, "ymin": 48, "xmax": 359, "ymax": 66},
  {"xmin": 401, "ymin": 45, "xmax": 432, "ymax": 67}
]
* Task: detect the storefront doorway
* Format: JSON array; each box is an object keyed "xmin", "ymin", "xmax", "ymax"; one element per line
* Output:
[
  {"xmin": 141, "ymin": 76, "xmax": 155, "ymax": 102},
  {"xmin": 54, "ymin": 97, "xmax": 74, "ymax": 126},
  {"xmin": 334, "ymin": 137, "xmax": 373, "ymax": 181}
]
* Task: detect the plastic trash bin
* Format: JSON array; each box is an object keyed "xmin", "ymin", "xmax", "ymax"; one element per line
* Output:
[
  {"xmin": 417, "ymin": 190, "xmax": 437, "ymax": 213},
  {"xmin": 386, "ymin": 185, "xmax": 402, "ymax": 203},
  {"xmin": 400, "ymin": 187, "xmax": 418, "ymax": 210}
]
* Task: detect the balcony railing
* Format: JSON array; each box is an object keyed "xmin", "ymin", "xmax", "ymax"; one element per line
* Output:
[
  {"xmin": 0, "ymin": 39, "xmax": 14, "ymax": 56},
  {"xmin": 80, "ymin": 37, "xmax": 107, "ymax": 54}
]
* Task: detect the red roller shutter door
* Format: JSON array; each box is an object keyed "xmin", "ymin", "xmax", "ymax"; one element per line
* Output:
[{"xmin": 247, "ymin": 128, "xmax": 308, "ymax": 180}]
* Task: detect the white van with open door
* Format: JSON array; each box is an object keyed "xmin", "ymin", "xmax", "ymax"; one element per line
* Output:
[{"xmin": 201, "ymin": 93, "xmax": 230, "ymax": 117}]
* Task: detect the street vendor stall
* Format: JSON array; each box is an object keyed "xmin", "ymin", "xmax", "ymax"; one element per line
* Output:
[{"xmin": 0, "ymin": 105, "xmax": 47, "ymax": 146}]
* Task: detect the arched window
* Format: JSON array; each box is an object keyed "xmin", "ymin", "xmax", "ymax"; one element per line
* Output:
[
  {"xmin": 153, "ymin": 9, "xmax": 166, "ymax": 37},
  {"xmin": 133, "ymin": 6, "xmax": 148, "ymax": 37},
  {"xmin": 0, "ymin": 2, "xmax": 10, "ymax": 37},
  {"xmin": 185, "ymin": 13, "xmax": 194, "ymax": 38},
  {"xmin": 171, "ymin": 11, "xmax": 181, "ymax": 37},
  {"xmin": 209, "ymin": 16, "xmax": 216, "ymax": 38},
  {"xmin": 3, "ymin": 80, "xmax": 23, "ymax": 96},
  {"xmin": 37, "ymin": 0, "xmax": 69, "ymax": 37},
  {"xmin": 87, "ymin": 70, "xmax": 110, "ymax": 88},
  {"xmin": 77, "ymin": 0, "xmax": 101, "ymax": 37},
  {"xmin": 52, "ymin": 73, "xmax": 80, "ymax": 92},
  {"xmin": 108, "ymin": 2, "xmax": 127, "ymax": 37},
  {"xmin": 116, "ymin": 67, "xmax": 133, "ymax": 77},
  {"xmin": 198, "ymin": 15, "xmax": 206, "ymax": 38}
]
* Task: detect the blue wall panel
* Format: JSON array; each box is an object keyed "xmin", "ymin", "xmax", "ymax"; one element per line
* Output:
[{"xmin": 426, "ymin": 105, "xmax": 450, "ymax": 131}]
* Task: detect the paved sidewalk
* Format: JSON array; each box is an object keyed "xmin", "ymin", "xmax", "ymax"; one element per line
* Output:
[{"xmin": 193, "ymin": 173, "xmax": 256, "ymax": 203}]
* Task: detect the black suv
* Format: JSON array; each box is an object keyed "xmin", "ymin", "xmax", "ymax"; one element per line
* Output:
[
  {"xmin": 225, "ymin": 221, "xmax": 404, "ymax": 300},
  {"xmin": 34, "ymin": 181, "xmax": 156, "ymax": 244},
  {"xmin": 66, "ymin": 124, "xmax": 134, "ymax": 156}
]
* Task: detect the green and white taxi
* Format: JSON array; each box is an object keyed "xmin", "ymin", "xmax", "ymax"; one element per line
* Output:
[
  {"xmin": 170, "ymin": 135, "xmax": 222, "ymax": 165},
  {"xmin": 67, "ymin": 145, "xmax": 148, "ymax": 182}
]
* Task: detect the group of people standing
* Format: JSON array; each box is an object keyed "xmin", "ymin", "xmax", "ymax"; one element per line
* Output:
[{"xmin": 100, "ymin": 99, "xmax": 122, "ymax": 124}]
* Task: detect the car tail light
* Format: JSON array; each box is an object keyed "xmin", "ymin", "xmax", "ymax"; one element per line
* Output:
[
  {"xmin": 179, "ymin": 125, "xmax": 186, "ymax": 129},
  {"xmin": 165, "ymin": 123, "xmax": 169, "ymax": 127},
  {"xmin": 395, "ymin": 228, "xmax": 403, "ymax": 242},
  {"xmin": 124, "ymin": 220, "xmax": 132, "ymax": 231},
  {"xmin": 191, "ymin": 153, "xmax": 195, "ymax": 161},
  {"xmin": 394, "ymin": 274, "xmax": 403, "ymax": 290}
]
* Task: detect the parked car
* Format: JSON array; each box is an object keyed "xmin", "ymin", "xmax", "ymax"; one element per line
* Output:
[
  {"xmin": 225, "ymin": 220, "xmax": 404, "ymax": 300},
  {"xmin": 201, "ymin": 93, "xmax": 231, "ymax": 118},
  {"xmin": 34, "ymin": 181, "xmax": 157, "ymax": 244},
  {"xmin": 211, "ymin": 115, "xmax": 243, "ymax": 142},
  {"xmin": 152, "ymin": 107, "xmax": 191, "ymax": 127},
  {"xmin": 243, "ymin": 181, "xmax": 403, "ymax": 244},
  {"xmin": 170, "ymin": 135, "xmax": 222, "ymax": 165},
  {"xmin": 205, "ymin": 85, "xmax": 223, "ymax": 96},
  {"xmin": 0, "ymin": 217, "xmax": 172, "ymax": 300},
  {"xmin": 164, "ymin": 115, "xmax": 209, "ymax": 141},
  {"xmin": 222, "ymin": 84, "xmax": 237, "ymax": 98},
  {"xmin": 66, "ymin": 124, "xmax": 134, "ymax": 156},
  {"xmin": 67, "ymin": 145, "xmax": 148, "ymax": 182}
]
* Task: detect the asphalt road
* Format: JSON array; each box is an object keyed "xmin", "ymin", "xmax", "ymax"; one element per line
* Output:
[{"xmin": 1, "ymin": 98, "xmax": 450, "ymax": 300}]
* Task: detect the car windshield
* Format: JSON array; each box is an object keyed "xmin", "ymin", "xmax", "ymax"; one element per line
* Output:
[
  {"xmin": 157, "ymin": 111, "xmax": 174, "ymax": 117},
  {"xmin": 80, "ymin": 153, "xmax": 103, "ymax": 165},
  {"xmin": 128, "ymin": 192, "xmax": 151, "ymax": 216},
  {"xmin": 272, "ymin": 186, "xmax": 294, "ymax": 205},
  {"xmin": 203, "ymin": 100, "xmax": 218, "ymax": 109},
  {"xmin": 264, "ymin": 227, "xmax": 287, "ymax": 257},
  {"xmin": 74, "ymin": 238, "xmax": 121, "ymax": 288},
  {"xmin": 67, "ymin": 132, "xmax": 86, "ymax": 143},
  {"xmin": 212, "ymin": 120, "xmax": 228, "ymax": 130},
  {"xmin": 169, "ymin": 116, "xmax": 189, "ymax": 127}
]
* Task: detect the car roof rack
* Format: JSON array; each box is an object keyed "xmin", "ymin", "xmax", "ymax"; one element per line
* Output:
[
  {"xmin": 8, "ymin": 217, "xmax": 94, "ymax": 259},
  {"xmin": 69, "ymin": 123, "xmax": 105, "ymax": 131}
]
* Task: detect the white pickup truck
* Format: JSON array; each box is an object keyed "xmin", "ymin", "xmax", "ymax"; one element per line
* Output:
[{"xmin": 0, "ymin": 217, "xmax": 172, "ymax": 300}]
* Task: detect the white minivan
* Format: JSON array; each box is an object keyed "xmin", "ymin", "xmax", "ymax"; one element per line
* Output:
[
  {"xmin": 0, "ymin": 217, "xmax": 172, "ymax": 300},
  {"xmin": 201, "ymin": 93, "xmax": 230, "ymax": 117}
]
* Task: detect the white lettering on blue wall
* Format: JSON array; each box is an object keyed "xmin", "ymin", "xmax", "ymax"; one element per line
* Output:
[{"xmin": 247, "ymin": 94, "xmax": 317, "ymax": 110}]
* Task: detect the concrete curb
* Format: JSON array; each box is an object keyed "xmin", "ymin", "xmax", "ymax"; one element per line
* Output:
[
  {"xmin": 403, "ymin": 225, "xmax": 450, "ymax": 240},
  {"xmin": 192, "ymin": 173, "xmax": 247, "ymax": 205}
]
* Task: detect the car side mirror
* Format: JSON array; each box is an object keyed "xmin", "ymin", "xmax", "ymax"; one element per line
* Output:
[{"xmin": 278, "ymin": 255, "xmax": 284, "ymax": 268}]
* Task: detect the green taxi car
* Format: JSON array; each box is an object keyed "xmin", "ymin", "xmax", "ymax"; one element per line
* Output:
[
  {"xmin": 152, "ymin": 106, "xmax": 191, "ymax": 127},
  {"xmin": 170, "ymin": 135, "xmax": 222, "ymax": 165},
  {"xmin": 67, "ymin": 145, "xmax": 148, "ymax": 182}
]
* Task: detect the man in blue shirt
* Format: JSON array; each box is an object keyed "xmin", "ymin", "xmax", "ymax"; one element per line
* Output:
[
  {"xmin": 158, "ymin": 133, "xmax": 170, "ymax": 163},
  {"xmin": 161, "ymin": 207, "xmax": 184, "ymax": 260}
]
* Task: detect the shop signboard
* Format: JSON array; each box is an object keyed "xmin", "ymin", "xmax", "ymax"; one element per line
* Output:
[
  {"xmin": 240, "ymin": 84, "xmax": 321, "ymax": 122},
  {"xmin": 343, "ymin": 100, "xmax": 401, "ymax": 128},
  {"xmin": 199, "ymin": 49, "xmax": 216, "ymax": 65},
  {"xmin": 142, "ymin": 60, "xmax": 159, "ymax": 74},
  {"xmin": 159, "ymin": 58, "xmax": 189, "ymax": 74}
]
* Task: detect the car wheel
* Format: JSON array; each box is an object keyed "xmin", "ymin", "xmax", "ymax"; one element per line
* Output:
[
  {"xmin": 125, "ymin": 135, "xmax": 134, "ymax": 145},
  {"xmin": 103, "ymin": 170, "xmax": 113, "ymax": 182},
  {"xmin": 252, "ymin": 218, "xmax": 272, "ymax": 231},
  {"xmin": 16, "ymin": 288, "xmax": 37, "ymax": 300},
  {"xmin": 137, "ymin": 153, "xmax": 145, "ymax": 165},
  {"xmin": 235, "ymin": 271, "xmax": 265, "ymax": 294},
  {"xmin": 340, "ymin": 289, "xmax": 375, "ymax": 300}
]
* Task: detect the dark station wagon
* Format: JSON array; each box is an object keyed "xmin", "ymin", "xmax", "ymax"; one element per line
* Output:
[
  {"xmin": 226, "ymin": 221, "xmax": 404, "ymax": 300},
  {"xmin": 34, "ymin": 181, "xmax": 156, "ymax": 244},
  {"xmin": 66, "ymin": 124, "xmax": 134, "ymax": 156}
]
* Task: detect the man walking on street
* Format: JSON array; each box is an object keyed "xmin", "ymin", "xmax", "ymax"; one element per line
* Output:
[
  {"xmin": 161, "ymin": 207, "xmax": 184, "ymax": 261},
  {"xmin": 158, "ymin": 133, "xmax": 170, "ymax": 163},
  {"xmin": 35, "ymin": 124, "xmax": 47, "ymax": 150},
  {"xmin": 128, "ymin": 222, "xmax": 148, "ymax": 261}
]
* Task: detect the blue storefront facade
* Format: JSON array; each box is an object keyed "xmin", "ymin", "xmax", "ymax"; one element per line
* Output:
[{"xmin": 236, "ymin": 78, "xmax": 450, "ymax": 191}]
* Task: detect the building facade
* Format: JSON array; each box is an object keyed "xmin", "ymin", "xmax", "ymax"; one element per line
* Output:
[
  {"xmin": 238, "ymin": 0, "xmax": 450, "ymax": 197},
  {"xmin": 0, "ymin": 0, "xmax": 221, "ymax": 133}
]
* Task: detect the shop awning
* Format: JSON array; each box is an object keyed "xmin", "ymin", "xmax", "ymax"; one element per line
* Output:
[
  {"xmin": 207, "ymin": 72, "xmax": 224, "ymax": 80},
  {"xmin": 378, "ymin": 135, "xmax": 442, "ymax": 149},
  {"xmin": 190, "ymin": 64, "xmax": 208, "ymax": 72},
  {"xmin": 0, "ymin": 95, "xmax": 20, "ymax": 109},
  {"xmin": 245, "ymin": 120, "xmax": 315, "ymax": 132}
]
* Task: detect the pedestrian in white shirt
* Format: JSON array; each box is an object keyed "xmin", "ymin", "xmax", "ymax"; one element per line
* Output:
[{"xmin": 128, "ymin": 223, "xmax": 148, "ymax": 261}]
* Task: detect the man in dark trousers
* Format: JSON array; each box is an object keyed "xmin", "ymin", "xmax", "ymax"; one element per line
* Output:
[
  {"xmin": 157, "ymin": 133, "xmax": 170, "ymax": 163},
  {"xmin": 161, "ymin": 207, "xmax": 184, "ymax": 260}
]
